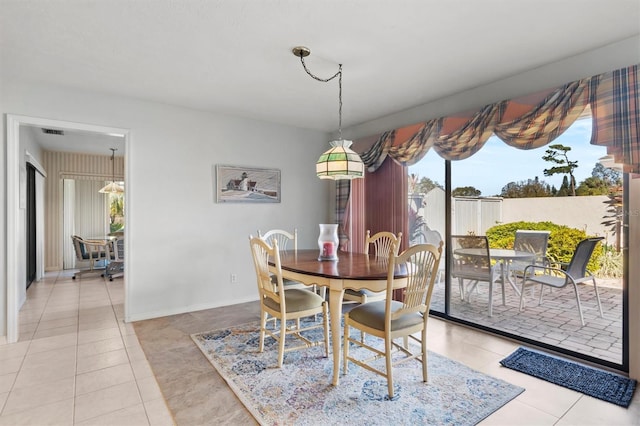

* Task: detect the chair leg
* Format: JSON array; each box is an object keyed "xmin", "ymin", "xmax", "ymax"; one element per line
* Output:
[
  {"xmin": 385, "ymin": 337, "xmax": 394, "ymax": 400},
  {"xmin": 571, "ymin": 283, "xmax": 586, "ymax": 326},
  {"xmin": 592, "ymin": 278, "xmax": 604, "ymax": 318},
  {"xmin": 421, "ymin": 327, "xmax": 428, "ymax": 383},
  {"xmin": 342, "ymin": 318, "xmax": 350, "ymax": 375},
  {"xmin": 259, "ymin": 311, "xmax": 267, "ymax": 353},
  {"xmin": 458, "ymin": 277, "xmax": 465, "ymax": 300},
  {"xmin": 277, "ymin": 317, "xmax": 286, "ymax": 368},
  {"xmin": 466, "ymin": 280, "xmax": 480, "ymax": 302},
  {"xmin": 488, "ymin": 280, "xmax": 493, "ymax": 317},
  {"xmin": 519, "ymin": 277, "xmax": 527, "ymax": 311},
  {"xmin": 322, "ymin": 303, "xmax": 330, "ymax": 358}
]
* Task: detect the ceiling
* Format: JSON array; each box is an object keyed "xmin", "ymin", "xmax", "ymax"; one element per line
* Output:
[{"xmin": 2, "ymin": 1, "xmax": 639, "ymax": 153}]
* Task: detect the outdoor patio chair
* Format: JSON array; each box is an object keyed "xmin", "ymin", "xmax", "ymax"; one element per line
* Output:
[
  {"xmin": 343, "ymin": 230, "xmax": 402, "ymax": 304},
  {"xmin": 450, "ymin": 235, "xmax": 501, "ymax": 316},
  {"xmin": 422, "ymin": 229, "xmax": 445, "ymax": 285},
  {"xmin": 249, "ymin": 236, "xmax": 329, "ymax": 367},
  {"xmin": 510, "ymin": 230, "xmax": 551, "ymax": 275},
  {"xmin": 519, "ymin": 237, "xmax": 604, "ymax": 326},
  {"xmin": 343, "ymin": 242, "xmax": 442, "ymax": 400}
]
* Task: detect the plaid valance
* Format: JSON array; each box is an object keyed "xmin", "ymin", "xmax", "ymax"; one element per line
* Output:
[
  {"xmin": 360, "ymin": 65, "xmax": 639, "ymax": 175},
  {"xmin": 590, "ymin": 65, "xmax": 639, "ymax": 174}
]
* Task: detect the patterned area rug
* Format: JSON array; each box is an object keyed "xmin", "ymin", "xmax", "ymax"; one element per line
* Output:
[
  {"xmin": 191, "ymin": 321, "xmax": 524, "ymax": 425},
  {"xmin": 501, "ymin": 347, "xmax": 636, "ymax": 407}
]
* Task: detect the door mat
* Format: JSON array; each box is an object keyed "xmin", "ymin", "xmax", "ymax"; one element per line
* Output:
[{"xmin": 500, "ymin": 347, "xmax": 636, "ymax": 407}]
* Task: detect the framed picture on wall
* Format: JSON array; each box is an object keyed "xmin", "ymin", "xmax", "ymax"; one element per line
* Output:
[{"xmin": 215, "ymin": 165, "xmax": 281, "ymax": 203}]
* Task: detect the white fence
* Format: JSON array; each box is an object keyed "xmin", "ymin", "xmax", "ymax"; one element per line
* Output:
[{"xmin": 413, "ymin": 189, "xmax": 616, "ymax": 245}]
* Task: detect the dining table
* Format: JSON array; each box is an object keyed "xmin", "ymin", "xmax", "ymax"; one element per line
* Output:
[
  {"xmin": 269, "ymin": 249, "xmax": 408, "ymax": 386},
  {"xmin": 453, "ymin": 248, "xmax": 536, "ymax": 302}
]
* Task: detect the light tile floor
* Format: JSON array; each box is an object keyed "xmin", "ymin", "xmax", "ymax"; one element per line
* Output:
[
  {"xmin": 4, "ymin": 271, "xmax": 639, "ymax": 425},
  {"xmin": 0, "ymin": 271, "xmax": 174, "ymax": 426}
]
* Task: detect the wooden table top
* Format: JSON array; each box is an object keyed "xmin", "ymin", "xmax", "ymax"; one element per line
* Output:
[{"xmin": 272, "ymin": 249, "xmax": 407, "ymax": 280}]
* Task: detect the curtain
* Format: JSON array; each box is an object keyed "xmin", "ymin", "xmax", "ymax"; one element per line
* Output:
[
  {"xmin": 590, "ymin": 65, "xmax": 640, "ymax": 174},
  {"xmin": 338, "ymin": 64, "xmax": 640, "ymax": 251}
]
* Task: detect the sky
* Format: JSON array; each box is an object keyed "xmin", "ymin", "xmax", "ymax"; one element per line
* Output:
[{"xmin": 408, "ymin": 118, "xmax": 608, "ymax": 196}]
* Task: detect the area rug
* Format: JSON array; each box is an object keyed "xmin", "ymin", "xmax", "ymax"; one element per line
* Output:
[
  {"xmin": 192, "ymin": 321, "xmax": 524, "ymax": 425},
  {"xmin": 500, "ymin": 347, "xmax": 636, "ymax": 407}
]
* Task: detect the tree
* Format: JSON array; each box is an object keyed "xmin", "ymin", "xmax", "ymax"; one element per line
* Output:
[
  {"xmin": 556, "ymin": 175, "xmax": 572, "ymax": 196},
  {"xmin": 452, "ymin": 186, "xmax": 481, "ymax": 197},
  {"xmin": 542, "ymin": 144, "xmax": 578, "ymax": 196},
  {"xmin": 500, "ymin": 177, "xmax": 553, "ymax": 198},
  {"xmin": 575, "ymin": 163, "xmax": 622, "ymax": 196},
  {"xmin": 591, "ymin": 162, "xmax": 622, "ymax": 186},
  {"xmin": 409, "ymin": 173, "xmax": 442, "ymax": 194},
  {"xmin": 575, "ymin": 176, "xmax": 610, "ymax": 196}
]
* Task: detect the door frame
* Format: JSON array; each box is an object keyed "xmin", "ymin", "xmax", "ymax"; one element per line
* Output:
[{"xmin": 6, "ymin": 114, "xmax": 130, "ymax": 343}]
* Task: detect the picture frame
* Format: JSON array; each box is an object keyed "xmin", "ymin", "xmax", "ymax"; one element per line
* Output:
[{"xmin": 215, "ymin": 165, "xmax": 281, "ymax": 203}]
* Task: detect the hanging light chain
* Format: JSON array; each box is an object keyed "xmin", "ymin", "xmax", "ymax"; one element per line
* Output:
[
  {"xmin": 299, "ymin": 56, "xmax": 343, "ymax": 140},
  {"xmin": 110, "ymin": 148, "xmax": 117, "ymax": 182}
]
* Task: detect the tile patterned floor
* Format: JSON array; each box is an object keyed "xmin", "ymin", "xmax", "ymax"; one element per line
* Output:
[
  {"xmin": 133, "ymin": 300, "xmax": 640, "ymax": 426},
  {"xmin": 0, "ymin": 271, "xmax": 174, "ymax": 425},
  {"xmin": 3, "ymin": 272, "xmax": 638, "ymax": 425},
  {"xmin": 431, "ymin": 276, "xmax": 623, "ymax": 364}
]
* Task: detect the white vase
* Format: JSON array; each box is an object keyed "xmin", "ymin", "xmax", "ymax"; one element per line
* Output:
[{"xmin": 317, "ymin": 224, "xmax": 339, "ymax": 261}]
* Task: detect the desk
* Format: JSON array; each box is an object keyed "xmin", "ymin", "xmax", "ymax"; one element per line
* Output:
[
  {"xmin": 270, "ymin": 249, "xmax": 407, "ymax": 386},
  {"xmin": 454, "ymin": 248, "xmax": 536, "ymax": 301}
]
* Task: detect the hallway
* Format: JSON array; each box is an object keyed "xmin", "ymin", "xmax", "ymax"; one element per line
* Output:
[{"xmin": 0, "ymin": 272, "xmax": 173, "ymax": 425}]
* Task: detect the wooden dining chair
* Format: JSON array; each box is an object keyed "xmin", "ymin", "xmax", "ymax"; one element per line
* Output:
[
  {"xmin": 343, "ymin": 230, "xmax": 402, "ymax": 304},
  {"xmin": 343, "ymin": 242, "xmax": 442, "ymax": 400},
  {"xmin": 249, "ymin": 236, "xmax": 329, "ymax": 367},
  {"xmin": 257, "ymin": 228, "xmax": 312, "ymax": 289}
]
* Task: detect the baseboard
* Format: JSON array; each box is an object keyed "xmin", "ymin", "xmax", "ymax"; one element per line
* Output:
[{"xmin": 124, "ymin": 295, "xmax": 259, "ymax": 323}]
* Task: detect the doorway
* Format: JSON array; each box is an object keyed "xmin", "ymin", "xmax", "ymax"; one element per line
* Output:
[
  {"xmin": 5, "ymin": 114, "xmax": 130, "ymax": 344},
  {"xmin": 25, "ymin": 163, "xmax": 36, "ymax": 288}
]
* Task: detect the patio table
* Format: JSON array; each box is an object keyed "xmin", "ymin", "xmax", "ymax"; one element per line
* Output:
[{"xmin": 454, "ymin": 248, "xmax": 536, "ymax": 303}]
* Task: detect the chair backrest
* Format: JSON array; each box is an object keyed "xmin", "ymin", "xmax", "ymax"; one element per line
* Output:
[
  {"xmin": 249, "ymin": 236, "xmax": 283, "ymax": 307},
  {"xmin": 422, "ymin": 229, "xmax": 443, "ymax": 246},
  {"xmin": 71, "ymin": 235, "xmax": 91, "ymax": 260},
  {"xmin": 514, "ymin": 230, "xmax": 550, "ymax": 265},
  {"xmin": 258, "ymin": 229, "xmax": 297, "ymax": 252},
  {"xmin": 450, "ymin": 235, "xmax": 491, "ymax": 277},
  {"xmin": 565, "ymin": 237, "xmax": 604, "ymax": 279},
  {"xmin": 387, "ymin": 242, "xmax": 443, "ymax": 318},
  {"xmin": 365, "ymin": 230, "xmax": 402, "ymax": 257},
  {"xmin": 112, "ymin": 237, "xmax": 124, "ymax": 261}
]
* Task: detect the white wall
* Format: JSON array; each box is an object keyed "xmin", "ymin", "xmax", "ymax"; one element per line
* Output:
[
  {"xmin": 1, "ymin": 80, "xmax": 331, "ymax": 335},
  {"xmin": 502, "ymin": 196, "xmax": 612, "ymax": 239},
  {"xmin": 345, "ymin": 36, "xmax": 640, "ymax": 140}
]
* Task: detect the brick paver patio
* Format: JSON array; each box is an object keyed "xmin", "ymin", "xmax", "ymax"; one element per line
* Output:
[{"xmin": 430, "ymin": 277, "xmax": 623, "ymax": 364}]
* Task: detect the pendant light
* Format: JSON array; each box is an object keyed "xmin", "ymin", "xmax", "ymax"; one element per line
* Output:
[
  {"xmin": 99, "ymin": 148, "xmax": 124, "ymax": 194},
  {"xmin": 292, "ymin": 46, "xmax": 364, "ymax": 180}
]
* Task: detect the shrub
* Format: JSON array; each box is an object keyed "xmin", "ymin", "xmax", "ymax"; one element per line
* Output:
[
  {"xmin": 486, "ymin": 221, "xmax": 603, "ymax": 274},
  {"xmin": 597, "ymin": 245, "xmax": 623, "ymax": 278}
]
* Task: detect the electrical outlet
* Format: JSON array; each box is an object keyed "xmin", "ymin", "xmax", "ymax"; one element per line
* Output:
[{"xmin": 230, "ymin": 273, "xmax": 238, "ymax": 283}]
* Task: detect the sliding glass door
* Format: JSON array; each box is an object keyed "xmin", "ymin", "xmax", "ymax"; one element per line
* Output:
[{"xmin": 408, "ymin": 119, "xmax": 627, "ymax": 369}]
